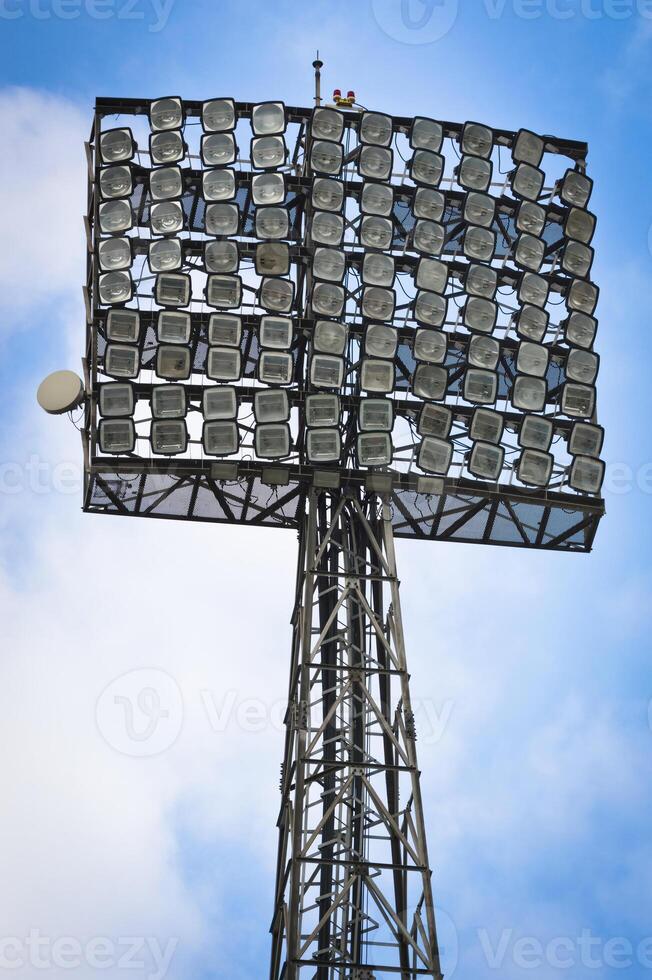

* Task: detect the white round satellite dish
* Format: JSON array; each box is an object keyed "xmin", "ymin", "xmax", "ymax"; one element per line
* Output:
[{"xmin": 37, "ymin": 370, "xmax": 85, "ymax": 415}]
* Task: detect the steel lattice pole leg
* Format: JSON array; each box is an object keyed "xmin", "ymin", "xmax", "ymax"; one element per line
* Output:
[{"xmin": 270, "ymin": 490, "xmax": 443, "ymax": 980}]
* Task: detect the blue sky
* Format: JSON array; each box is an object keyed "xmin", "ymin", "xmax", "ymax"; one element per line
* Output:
[{"xmin": 0, "ymin": 1, "xmax": 651, "ymax": 978}]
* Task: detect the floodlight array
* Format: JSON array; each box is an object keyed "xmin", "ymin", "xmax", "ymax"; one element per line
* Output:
[{"xmin": 89, "ymin": 98, "xmax": 604, "ymax": 497}]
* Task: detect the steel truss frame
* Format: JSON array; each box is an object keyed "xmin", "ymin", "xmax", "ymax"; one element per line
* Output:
[{"xmin": 270, "ymin": 490, "xmax": 443, "ymax": 980}]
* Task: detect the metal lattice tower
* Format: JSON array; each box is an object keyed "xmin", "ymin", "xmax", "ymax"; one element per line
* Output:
[{"xmin": 270, "ymin": 490, "xmax": 443, "ymax": 979}]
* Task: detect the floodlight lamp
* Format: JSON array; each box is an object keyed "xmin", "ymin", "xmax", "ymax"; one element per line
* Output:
[
  {"xmin": 365, "ymin": 323, "xmax": 398, "ymax": 359},
  {"xmin": 416, "ymin": 257, "xmax": 448, "ymax": 293},
  {"xmin": 512, "ymin": 128, "xmax": 544, "ymax": 167},
  {"xmin": 151, "ymin": 384, "xmax": 187, "ymax": 419},
  {"xmin": 517, "ymin": 340, "xmax": 549, "ymax": 378},
  {"xmin": 461, "ymin": 122, "xmax": 492, "ymax": 159},
  {"xmin": 413, "ymin": 328, "xmax": 447, "ymax": 364},
  {"xmin": 559, "ymin": 168, "xmax": 592, "ymax": 208},
  {"xmin": 512, "ymin": 374, "xmax": 547, "ymax": 412},
  {"xmin": 206, "ymin": 274, "xmax": 242, "ymax": 309},
  {"xmin": 464, "ymin": 297, "xmax": 497, "ymax": 334},
  {"xmin": 99, "ymin": 199, "xmax": 133, "ymax": 234},
  {"xmin": 149, "ymin": 130, "xmax": 185, "ymax": 165},
  {"xmin": 150, "ymin": 166, "xmax": 182, "ymax": 201},
  {"xmin": 310, "ymin": 353, "xmax": 345, "ymax": 388},
  {"xmin": 148, "ymin": 238, "xmax": 182, "ymax": 273},
  {"xmin": 468, "ymin": 334, "xmax": 499, "ymax": 369},
  {"xmin": 564, "ymin": 311, "xmax": 597, "ymax": 349},
  {"xmin": 260, "ymin": 315, "xmax": 293, "ymax": 349},
  {"xmin": 361, "ymin": 181, "xmax": 394, "ymax": 216},
  {"xmin": 305, "ymin": 393, "xmax": 340, "ymax": 427},
  {"xmin": 359, "ymin": 215, "xmax": 393, "ymax": 250},
  {"xmin": 258, "ymin": 350, "xmax": 293, "ymax": 384},
  {"xmin": 201, "ymin": 132, "xmax": 237, "ymax": 167},
  {"xmin": 100, "ymin": 128, "xmax": 135, "ymax": 164},
  {"xmin": 203, "ymin": 168, "xmax": 236, "ymax": 202},
  {"xmin": 311, "ymin": 140, "xmax": 344, "ymax": 175},
  {"xmin": 418, "ymin": 436, "xmax": 453, "ymax": 474},
  {"xmin": 413, "ymin": 219, "xmax": 445, "ymax": 255},
  {"xmin": 306, "ymin": 428, "xmax": 341, "ymax": 463},
  {"xmin": 312, "ymin": 177, "xmax": 344, "ymax": 211},
  {"xmin": 519, "ymin": 414, "xmax": 554, "ymax": 451},
  {"xmin": 255, "ymin": 206, "xmax": 289, "ymax": 240},
  {"xmin": 151, "ymin": 419, "xmax": 187, "ymax": 455},
  {"xmin": 156, "ymin": 346, "xmax": 191, "ymax": 381},
  {"xmin": 202, "ymin": 385, "xmax": 238, "ymax": 420},
  {"xmin": 362, "ymin": 286, "xmax": 395, "ymax": 321},
  {"xmin": 464, "ymin": 368, "xmax": 498, "ymax": 404},
  {"xmin": 150, "ymin": 97, "xmax": 183, "ymax": 131},
  {"xmin": 205, "ymin": 202, "xmax": 240, "ymax": 236},
  {"xmin": 313, "ymin": 320, "xmax": 347, "ymax": 355},
  {"xmin": 98, "ymin": 237, "xmax": 132, "ymax": 271},
  {"xmin": 99, "ymin": 418, "xmax": 135, "ymax": 454},
  {"xmin": 157, "ymin": 310, "xmax": 191, "ymax": 344},
  {"xmin": 511, "ymin": 163, "xmax": 544, "ymax": 202},
  {"xmin": 410, "ymin": 117, "xmax": 443, "ymax": 152},
  {"xmin": 207, "ymin": 346, "xmax": 242, "ymax": 381},
  {"xmin": 567, "ymin": 279, "xmax": 598, "ymax": 315},
  {"xmin": 312, "ymin": 282, "xmax": 345, "ymax": 317},
  {"xmin": 361, "ymin": 358, "xmax": 395, "ymax": 393},
  {"xmin": 203, "ymin": 420, "xmax": 239, "ymax": 456},
  {"xmin": 311, "ymin": 106, "xmax": 344, "ymax": 142},
  {"xmin": 469, "ymin": 441, "xmax": 504, "ymax": 480},
  {"xmin": 518, "ymin": 272, "xmax": 549, "ymax": 308},
  {"xmin": 359, "ymin": 398, "xmax": 393, "ymax": 431},
  {"xmin": 410, "ymin": 149, "xmax": 444, "ymax": 187},
  {"xmin": 561, "ymin": 240, "xmax": 593, "ymax": 279},
  {"xmin": 252, "ymin": 101, "xmax": 286, "ymax": 136},
  {"xmin": 255, "ymin": 422, "xmax": 291, "ymax": 459},
  {"xmin": 413, "ymin": 187, "xmax": 445, "ymax": 221},
  {"xmin": 360, "ymin": 111, "xmax": 393, "ymax": 147},
  {"xmin": 106, "ymin": 309, "xmax": 139, "ymax": 343},
  {"xmin": 260, "ymin": 277, "xmax": 294, "ymax": 313},
  {"xmin": 516, "ymin": 304, "xmax": 548, "ymax": 342},
  {"xmin": 362, "ymin": 252, "xmax": 395, "ymax": 287},
  {"xmin": 311, "ymin": 210, "xmax": 344, "ymax": 246},
  {"xmin": 358, "ymin": 145, "xmax": 393, "ymax": 181},
  {"xmin": 465, "ymin": 264, "xmax": 497, "ymax": 299},
  {"xmin": 155, "ymin": 273, "xmax": 191, "ymax": 308},
  {"xmin": 464, "ymin": 192, "xmax": 495, "ymax": 228},
  {"xmin": 561, "ymin": 382, "xmax": 595, "ymax": 417},
  {"xmin": 204, "ymin": 240, "xmax": 239, "ymax": 274},
  {"xmin": 514, "ymin": 233, "xmax": 545, "ymax": 273},
  {"xmin": 151, "ymin": 201, "xmax": 184, "ymax": 235},
  {"xmin": 252, "ymin": 172, "xmax": 285, "ymax": 205},
  {"xmin": 458, "ymin": 155, "xmax": 492, "ymax": 192},
  {"xmin": 517, "ymin": 448, "xmax": 553, "ymax": 487},
  {"xmin": 251, "ymin": 135, "xmax": 287, "ymax": 169},
  {"xmin": 413, "ymin": 364, "xmax": 447, "ymax": 400},
  {"xmin": 202, "ymin": 98, "xmax": 236, "ymax": 132},
  {"xmin": 565, "ymin": 207, "xmax": 596, "ymax": 245},
  {"xmin": 358, "ymin": 432, "xmax": 392, "ymax": 467},
  {"xmin": 208, "ymin": 313, "xmax": 241, "ymax": 346},
  {"xmin": 415, "ymin": 290, "xmax": 447, "ymax": 327},
  {"xmin": 255, "ymin": 242, "xmax": 290, "ymax": 277},
  {"xmin": 313, "ymin": 247, "xmax": 346, "ymax": 282},
  {"xmin": 418, "ymin": 403, "xmax": 452, "ymax": 438},
  {"xmin": 98, "ymin": 271, "xmax": 132, "ymax": 305},
  {"xmin": 516, "ymin": 200, "xmax": 546, "ymax": 236},
  {"xmin": 463, "ymin": 225, "xmax": 496, "ymax": 262},
  {"xmin": 99, "ymin": 165, "xmax": 132, "ymax": 200},
  {"xmin": 566, "ymin": 348, "xmax": 599, "ymax": 385},
  {"xmin": 568, "ymin": 455, "xmax": 604, "ymax": 493},
  {"xmin": 254, "ymin": 388, "xmax": 290, "ymax": 423},
  {"xmin": 568, "ymin": 421, "xmax": 604, "ymax": 458},
  {"xmin": 99, "ymin": 382, "xmax": 134, "ymax": 417},
  {"xmin": 470, "ymin": 407, "xmax": 503, "ymax": 444}
]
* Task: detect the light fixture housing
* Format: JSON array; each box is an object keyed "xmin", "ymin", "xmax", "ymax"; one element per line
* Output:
[
  {"xmin": 203, "ymin": 420, "xmax": 239, "ymax": 456},
  {"xmin": 418, "ymin": 436, "xmax": 453, "ymax": 474},
  {"xmin": 151, "ymin": 419, "xmax": 188, "ymax": 455},
  {"xmin": 206, "ymin": 346, "xmax": 242, "ymax": 381}
]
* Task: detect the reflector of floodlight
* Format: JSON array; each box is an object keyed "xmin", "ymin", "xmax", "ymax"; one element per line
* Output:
[
  {"xmin": 464, "ymin": 192, "xmax": 495, "ymax": 228},
  {"xmin": 518, "ymin": 414, "xmax": 554, "ymax": 451},
  {"xmin": 203, "ymin": 167, "xmax": 236, "ymax": 202},
  {"xmin": 413, "ymin": 364, "xmax": 447, "ymax": 400},
  {"xmin": 151, "ymin": 200, "xmax": 184, "ymax": 235},
  {"xmin": 360, "ymin": 111, "xmax": 393, "ymax": 147},
  {"xmin": 418, "ymin": 403, "xmax": 452, "ymax": 438},
  {"xmin": 252, "ymin": 172, "xmax": 285, "ymax": 205},
  {"xmin": 150, "ymin": 166, "xmax": 182, "ymax": 201},
  {"xmin": 561, "ymin": 240, "xmax": 594, "ymax": 279},
  {"xmin": 253, "ymin": 389, "xmax": 290, "ymax": 423},
  {"xmin": 414, "ymin": 328, "xmax": 446, "ymax": 364},
  {"xmin": 565, "ymin": 207, "xmax": 596, "ymax": 245},
  {"xmin": 98, "ymin": 271, "xmax": 132, "ymax": 305},
  {"xmin": 311, "ymin": 140, "xmax": 344, "ymax": 175},
  {"xmin": 148, "ymin": 238, "xmax": 182, "ymax": 273},
  {"xmin": 255, "ymin": 206, "xmax": 289, "ymax": 240},
  {"xmin": 464, "ymin": 297, "xmax": 497, "ymax": 334},
  {"xmin": 204, "ymin": 240, "xmax": 239, "ymax": 274},
  {"xmin": 516, "ymin": 200, "xmax": 546, "ymax": 236},
  {"xmin": 361, "ymin": 359, "xmax": 395, "ymax": 393},
  {"xmin": 514, "ymin": 233, "xmax": 545, "ymax": 273},
  {"xmin": 99, "ymin": 199, "xmax": 133, "ymax": 234},
  {"xmin": 202, "ymin": 386, "xmax": 238, "ymax": 420},
  {"xmin": 517, "ymin": 340, "xmax": 549, "ymax": 378},
  {"xmin": 150, "ymin": 97, "xmax": 182, "ymax": 131},
  {"xmin": 311, "ymin": 210, "xmax": 344, "ymax": 246},
  {"xmin": 155, "ymin": 273, "xmax": 191, "ymax": 307},
  {"xmin": 413, "ymin": 187, "xmax": 445, "ymax": 221},
  {"xmin": 208, "ymin": 313, "xmax": 241, "ymax": 347},
  {"xmin": 255, "ymin": 423, "xmax": 291, "ymax": 458},
  {"xmin": 206, "ymin": 274, "xmax": 242, "ymax": 309},
  {"xmin": 361, "ymin": 181, "xmax": 394, "ymax": 216},
  {"xmin": 359, "ymin": 215, "xmax": 393, "ymax": 249},
  {"xmin": 365, "ymin": 323, "xmax": 398, "ymax": 359},
  {"xmin": 149, "ymin": 130, "xmax": 185, "ymax": 165},
  {"xmin": 157, "ymin": 310, "xmax": 191, "ymax": 344},
  {"xmin": 516, "ymin": 304, "xmax": 549, "ymax": 342},
  {"xmin": 464, "ymin": 368, "xmax": 497, "ymax": 404},
  {"xmin": 99, "ymin": 165, "xmax": 132, "ymax": 200},
  {"xmin": 461, "ymin": 122, "xmax": 492, "ymax": 158},
  {"xmin": 252, "ymin": 101, "xmax": 286, "ymax": 136},
  {"xmin": 358, "ymin": 432, "xmax": 392, "ymax": 466},
  {"xmin": 418, "ymin": 436, "xmax": 453, "ymax": 474},
  {"xmin": 512, "ymin": 375, "xmax": 547, "ymax": 412},
  {"xmin": 310, "ymin": 354, "xmax": 345, "ymax": 389},
  {"xmin": 413, "ymin": 219, "xmax": 445, "ymax": 255},
  {"xmin": 463, "ymin": 225, "xmax": 496, "ymax": 262},
  {"xmin": 560, "ymin": 169, "xmax": 593, "ymax": 208},
  {"xmin": 470, "ymin": 407, "xmax": 503, "ymax": 444},
  {"xmin": 561, "ymin": 382, "xmax": 595, "ymax": 417},
  {"xmin": 260, "ymin": 315, "xmax": 293, "ymax": 349},
  {"xmin": 410, "ymin": 149, "xmax": 444, "ymax": 187},
  {"xmin": 358, "ymin": 145, "xmax": 393, "ymax": 181},
  {"xmin": 312, "ymin": 177, "xmax": 344, "ymax": 211},
  {"xmin": 568, "ymin": 455, "xmax": 604, "ymax": 493},
  {"xmin": 362, "ymin": 287, "xmax": 395, "ymax": 321},
  {"xmin": 98, "ymin": 237, "xmax": 132, "ymax": 272},
  {"xmin": 415, "ymin": 290, "xmax": 446, "ymax": 327},
  {"xmin": 306, "ymin": 428, "xmax": 341, "ymax": 462},
  {"xmin": 511, "ymin": 163, "xmax": 544, "ymax": 202},
  {"xmin": 362, "ymin": 252, "xmax": 395, "ymax": 287},
  {"xmin": 312, "ymin": 282, "xmax": 345, "ymax": 317},
  {"xmin": 201, "ymin": 132, "xmax": 237, "ymax": 167},
  {"xmin": 416, "ymin": 257, "xmax": 448, "ymax": 293},
  {"xmin": 518, "ymin": 448, "xmax": 553, "ymax": 486},
  {"xmin": 100, "ymin": 128, "xmax": 134, "ymax": 164},
  {"xmin": 465, "ymin": 264, "xmax": 497, "ymax": 299},
  {"xmin": 313, "ymin": 247, "xmax": 346, "ymax": 282},
  {"xmin": 251, "ymin": 135, "xmax": 287, "ymax": 169},
  {"xmin": 255, "ymin": 242, "xmax": 290, "ymax": 277},
  {"xmin": 410, "ymin": 117, "xmax": 443, "ymax": 152},
  {"xmin": 305, "ymin": 393, "xmax": 340, "ymax": 427},
  {"xmin": 313, "ymin": 320, "xmax": 347, "ymax": 355},
  {"xmin": 99, "ymin": 418, "xmax": 135, "ymax": 454},
  {"xmin": 156, "ymin": 346, "xmax": 191, "ymax": 381},
  {"xmin": 359, "ymin": 398, "xmax": 393, "ymax": 431},
  {"xmin": 260, "ymin": 277, "xmax": 294, "ymax": 313},
  {"xmin": 468, "ymin": 334, "xmax": 499, "ymax": 370},
  {"xmin": 207, "ymin": 346, "xmax": 242, "ymax": 381},
  {"xmin": 518, "ymin": 272, "xmax": 549, "ymax": 308},
  {"xmin": 311, "ymin": 106, "xmax": 344, "ymax": 142},
  {"xmin": 151, "ymin": 419, "xmax": 187, "ymax": 455},
  {"xmin": 99, "ymin": 382, "xmax": 134, "ymax": 417},
  {"xmin": 202, "ymin": 98, "xmax": 236, "ymax": 132},
  {"xmin": 205, "ymin": 202, "xmax": 239, "ymax": 236},
  {"xmin": 151, "ymin": 384, "xmax": 187, "ymax": 419},
  {"xmin": 458, "ymin": 156, "xmax": 492, "ymax": 192},
  {"xmin": 258, "ymin": 351, "xmax": 293, "ymax": 384},
  {"xmin": 106, "ymin": 309, "xmax": 139, "ymax": 343},
  {"xmin": 512, "ymin": 128, "xmax": 544, "ymax": 167},
  {"xmin": 203, "ymin": 420, "xmax": 239, "ymax": 456},
  {"xmin": 469, "ymin": 441, "xmax": 504, "ymax": 480},
  {"xmin": 568, "ymin": 421, "xmax": 604, "ymax": 458},
  {"xmin": 566, "ymin": 348, "xmax": 599, "ymax": 385},
  {"xmin": 567, "ymin": 279, "xmax": 599, "ymax": 315}
]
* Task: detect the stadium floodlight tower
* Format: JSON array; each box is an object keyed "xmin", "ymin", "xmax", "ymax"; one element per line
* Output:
[{"xmin": 40, "ymin": 61, "xmax": 606, "ymax": 979}]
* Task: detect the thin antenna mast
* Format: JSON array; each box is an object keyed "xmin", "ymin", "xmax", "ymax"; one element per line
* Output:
[{"xmin": 312, "ymin": 51, "xmax": 323, "ymax": 106}]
